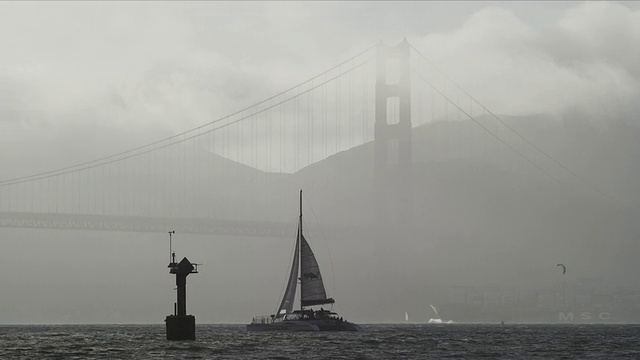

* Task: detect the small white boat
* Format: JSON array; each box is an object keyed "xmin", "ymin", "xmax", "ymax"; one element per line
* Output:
[{"xmin": 428, "ymin": 304, "xmax": 454, "ymax": 324}]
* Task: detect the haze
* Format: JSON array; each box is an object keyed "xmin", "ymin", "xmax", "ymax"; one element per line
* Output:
[{"xmin": 1, "ymin": 1, "xmax": 639, "ymax": 324}]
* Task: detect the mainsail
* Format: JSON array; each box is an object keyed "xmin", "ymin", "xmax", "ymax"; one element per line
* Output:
[
  {"xmin": 299, "ymin": 190, "xmax": 334, "ymax": 308},
  {"xmin": 300, "ymin": 233, "xmax": 334, "ymax": 307},
  {"xmin": 275, "ymin": 234, "xmax": 299, "ymax": 318}
]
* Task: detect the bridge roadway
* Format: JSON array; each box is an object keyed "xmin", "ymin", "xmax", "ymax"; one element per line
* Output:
[{"xmin": 0, "ymin": 211, "xmax": 359, "ymax": 239}]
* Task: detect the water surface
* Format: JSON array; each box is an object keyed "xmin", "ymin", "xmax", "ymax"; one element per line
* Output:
[{"xmin": 1, "ymin": 324, "xmax": 638, "ymax": 359}]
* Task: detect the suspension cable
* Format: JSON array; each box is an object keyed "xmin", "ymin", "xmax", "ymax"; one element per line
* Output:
[
  {"xmin": 1, "ymin": 49, "xmax": 376, "ymax": 186},
  {"xmin": 1, "ymin": 44, "xmax": 377, "ymax": 185},
  {"xmin": 409, "ymin": 44, "xmax": 610, "ymax": 200}
]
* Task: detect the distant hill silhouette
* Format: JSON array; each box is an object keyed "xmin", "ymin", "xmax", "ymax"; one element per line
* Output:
[{"xmin": 289, "ymin": 113, "xmax": 640, "ymax": 308}]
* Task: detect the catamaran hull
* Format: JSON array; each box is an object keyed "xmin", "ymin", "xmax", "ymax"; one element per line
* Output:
[{"xmin": 246, "ymin": 320, "xmax": 361, "ymax": 332}]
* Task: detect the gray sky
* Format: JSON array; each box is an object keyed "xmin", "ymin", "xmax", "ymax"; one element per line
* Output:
[{"xmin": 2, "ymin": 1, "xmax": 640, "ymax": 176}]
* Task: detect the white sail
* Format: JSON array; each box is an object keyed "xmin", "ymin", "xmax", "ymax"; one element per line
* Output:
[
  {"xmin": 405, "ymin": 312, "xmax": 409, "ymax": 322},
  {"xmin": 430, "ymin": 304, "xmax": 441, "ymax": 319}
]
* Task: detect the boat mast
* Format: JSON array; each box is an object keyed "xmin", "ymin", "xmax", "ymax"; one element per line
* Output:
[{"xmin": 298, "ymin": 189, "xmax": 303, "ymax": 311}]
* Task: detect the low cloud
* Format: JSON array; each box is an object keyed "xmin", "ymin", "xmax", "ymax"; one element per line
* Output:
[
  {"xmin": 413, "ymin": 2, "xmax": 640, "ymax": 125},
  {"xmin": 1, "ymin": 1, "xmax": 639, "ymax": 174}
]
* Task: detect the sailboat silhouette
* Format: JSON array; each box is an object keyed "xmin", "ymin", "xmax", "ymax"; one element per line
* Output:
[{"xmin": 247, "ymin": 191, "xmax": 361, "ymax": 332}]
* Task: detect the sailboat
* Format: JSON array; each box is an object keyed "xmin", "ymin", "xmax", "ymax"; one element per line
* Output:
[
  {"xmin": 246, "ymin": 190, "xmax": 361, "ymax": 332},
  {"xmin": 428, "ymin": 304, "xmax": 454, "ymax": 324}
]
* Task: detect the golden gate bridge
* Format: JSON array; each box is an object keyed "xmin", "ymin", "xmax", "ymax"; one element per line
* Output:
[{"xmin": 0, "ymin": 40, "xmax": 597, "ymax": 237}]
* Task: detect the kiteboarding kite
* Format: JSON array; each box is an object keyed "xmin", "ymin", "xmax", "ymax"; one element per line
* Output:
[{"xmin": 557, "ymin": 263, "xmax": 566, "ymax": 275}]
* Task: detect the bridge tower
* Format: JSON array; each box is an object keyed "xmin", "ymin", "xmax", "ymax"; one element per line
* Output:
[{"xmin": 374, "ymin": 39, "xmax": 413, "ymax": 229}]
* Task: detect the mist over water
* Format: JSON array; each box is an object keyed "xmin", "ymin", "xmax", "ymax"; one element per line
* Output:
[{"xmin": 2, "ymin": 115, "xmax": 639, "ymax": 325}]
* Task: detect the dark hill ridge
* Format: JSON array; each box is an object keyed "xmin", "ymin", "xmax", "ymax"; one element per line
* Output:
[
  {"xmin": 294, "ymin": 113, "xmax": 639, "ymax": 222},
  {"xmin": 67, "ymin": 112, "xmax": 638, "ymax": 231},
  {"xmin": 289, "ymin": 114, "xmax": 639, "ymax": 302}
]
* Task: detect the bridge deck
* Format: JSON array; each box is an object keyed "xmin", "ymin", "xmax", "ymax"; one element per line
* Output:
[{"xmin": 0, "ymin": 212, "xmax": 357, "ymax": 239}]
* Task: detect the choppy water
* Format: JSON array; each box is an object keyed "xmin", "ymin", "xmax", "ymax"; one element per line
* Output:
[{"xmin": 0, "ymin": 324, "xmax": 639, "ymax": 359}]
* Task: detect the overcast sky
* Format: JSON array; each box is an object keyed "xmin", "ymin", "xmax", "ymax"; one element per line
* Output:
[{"xmin": 2, "ymin": 1, "xmax": 640, "ymax": 177}]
